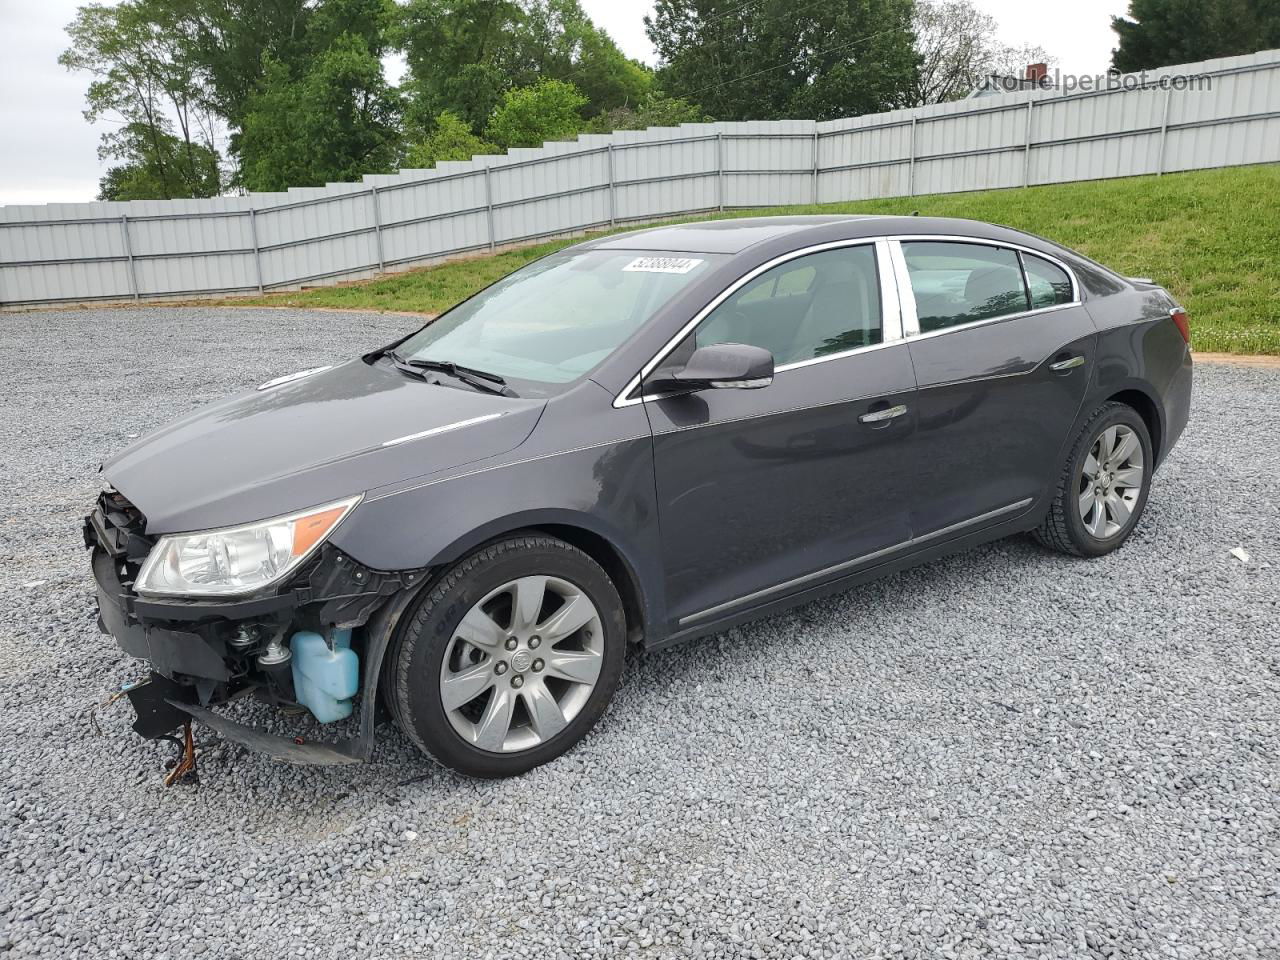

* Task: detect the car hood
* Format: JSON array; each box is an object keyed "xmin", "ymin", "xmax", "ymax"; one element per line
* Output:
[{"xmin": 103, "ymin": 360, "xmax": 545, "ymax": 534}]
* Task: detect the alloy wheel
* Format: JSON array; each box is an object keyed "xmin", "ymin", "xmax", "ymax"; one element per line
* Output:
[
  {"xmin": 439, "ymin": 576, "xmax": 604, "ymax": 753},
  {"xmin": 1077, "ymin": 424, "xmax": 1144, "ymax": 539}
]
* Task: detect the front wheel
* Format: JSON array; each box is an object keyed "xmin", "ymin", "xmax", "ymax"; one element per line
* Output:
[
  {"xmin": 1034, "ymin": 401, "xmax": 1153, "ymax": 557},
  {"xmin": 387, "ymin": 534, "xmax": 625, "ymax": 778}
]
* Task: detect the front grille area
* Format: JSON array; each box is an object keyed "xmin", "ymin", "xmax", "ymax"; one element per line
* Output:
[
  {"xmin": 101, "ymin": 488, "xmax": 145, "ymax": 535},
  {"xmin": 86, "ymin": 488, "xmax": 154, "ymax": 581}
]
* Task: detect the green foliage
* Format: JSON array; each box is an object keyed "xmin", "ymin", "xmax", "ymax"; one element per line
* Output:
[
  {"xmin": 234, "ymin": 166, "xmax": 1280, "ymax": 357},
  {"xmin": 645, "ymin": 0, "xmax": 918, "ymax": 121},
  {"xmin": 567, "ymin": 25, "xmax": 653, "ymax": 118},
  {"xmin": 404, "ymin": 111, "xmax": 498, "ymax": 168},
  {"xmin": 63, "ymin": 0, "xmax": 700, "ymax": 198},
  {"xmin": 397, "ymin": 0, "xmax": 653, "ymax": 138},
  {"xmin": 395, "ymin": 0, "xmax": 521, "ymax": 133},
  {"xmin": 97, "ymin": 122, "xmax": 222, "ymax": 200},
  {"xmin": 584, "ymin": 95, "xmax": 710, "ymax": 133},
  {"xmin": 63, "ymin": 0, "xmax": 404, "ymax": 196},
  {"xmin": 61, "ymin": 0, "xmax": 223, "ymax": 199},
  {"xmin": 486, "ymin": 79, "xmax": 588, "ymax": 148},
  {"xmin": 170, "ymin": 0, "xmax": 315, "ymax": 132},
  {"xmin": 1111, "ymin": 0, "xmax": 1280, "ymax": 72},
  {"xmin": 238, "ymin": 30, "xmax": 401, "ymax": 191}
]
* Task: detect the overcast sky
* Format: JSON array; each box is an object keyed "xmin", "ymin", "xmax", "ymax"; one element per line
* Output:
[{"xmin": 0, "ymin": 0, "xmax": 1128, "ymax": 207}]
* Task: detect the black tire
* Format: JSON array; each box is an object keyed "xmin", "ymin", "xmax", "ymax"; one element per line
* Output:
[
  {"xmin": 1034, "ymin": 401, "xmax": 1153, "ymax": 557},
  {"xmin": 387, "ymin": 534, "xmax": 625, "ymax": 778}
]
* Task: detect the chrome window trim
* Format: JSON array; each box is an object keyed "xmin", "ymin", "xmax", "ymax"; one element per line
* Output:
[
  {"xmin": 887, "ymin": 235, "xmax": 1082, "ymax": 340},
  {"xmin": 613, "ymin": 232, "xmax": 1082, "ymax": 409},
  {"xmin": 1020, "ymin": 248, "xmax": 1078, "ymax": 312},
  {"xmin": 770, "ymin": 336, "xmax": 901, "ymax": 374},
  {"xmin": 905, "ymin": 302, "xmax": 1078, "ymax": 344},
  {"xmin": 613, "ymin": 237, "xmax": 898, "ymax": 409}
]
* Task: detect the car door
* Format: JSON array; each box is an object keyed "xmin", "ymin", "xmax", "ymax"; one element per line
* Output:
[
  {"xmin": 639, "ymin": 240, "xmax": 920, "ymax": 631},
  {"xmin": 891, "ymin": 238, "xmax": 1096, "ymax": 539}
]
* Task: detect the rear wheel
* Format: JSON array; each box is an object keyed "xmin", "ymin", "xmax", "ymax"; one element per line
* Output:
[
  {"xmin": 1034, "ymin": 402, "xmax": 1153, "ymax": 557},
  {"xmin": 388, "ymin": 534, "xmax": 625, "ymax": 778}
]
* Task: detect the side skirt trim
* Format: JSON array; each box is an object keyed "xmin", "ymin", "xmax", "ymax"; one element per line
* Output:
[{"xmin": 676, "ymin": 497, "xmax": 1034, "ymax": 626}]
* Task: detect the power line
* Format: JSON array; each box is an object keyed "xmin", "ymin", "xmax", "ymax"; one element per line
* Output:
[{"xmin": 684, "ymin": 0, "xmax": 771, "ymax": 31}]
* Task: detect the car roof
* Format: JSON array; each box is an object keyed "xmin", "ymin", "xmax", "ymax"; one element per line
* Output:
[{"xmin": 583, "ymin": 214, "xmax": 1045, "ymax": 256}]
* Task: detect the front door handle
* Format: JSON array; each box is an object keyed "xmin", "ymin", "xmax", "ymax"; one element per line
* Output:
[
  {"xmin": 1049, "ymin": 355, "xmax": 1085, "ymax": 372},
  {"xmin": 859, "ymin": 403, "xmax": 908, "ymax": 424}
]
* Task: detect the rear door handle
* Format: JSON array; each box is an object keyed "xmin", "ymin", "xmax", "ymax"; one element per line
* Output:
[
  {"xmin": 859, "ymin": 403, "xmax": 908, "ymax": 424},
  {"xmin": 1049, "ymin": 355, "xmax": 1085, "ymax": 372}
]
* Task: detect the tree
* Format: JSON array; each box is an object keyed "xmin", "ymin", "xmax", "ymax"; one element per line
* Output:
[
  {"xmin": 169, "ymin": 0, "xmax": 315, "ymax": 135},
  {"xmin": 1111, "ymin": 0, "xmax": 1280, "ymax": 73},
  {"xmin": 238, "ymin": 31, "xmax": 401, "ymax": 190},
  {"xmin": 911, "ymin": 0, "xmax": 1053, "ymax": 105},
  {"xmin": 397, "ymin": 0, "xmax": 654, "ymax": 137},
  {"xmin": 486, "ymin": 79, "xmax": 587, "ymax": 148},
  {"xmin": 584, "ymin": 94, "xmax": 709, "ymax": 133},
  {"xmin": 513, "ymin": 3, "xmax": 652, "ymax": 116},
  {"xmin": 404, "ymin": 111, "xmax": 497, "ymax": 168},
  {"xmin": 229, "ymin": 0, "xmax": 402, "ymax": 190},
  {"xmin": 98, "ymin": 123, "xmax": 222, "ymax": 200},
  {"xmin": 64, "ymin": 0, "xmax": 406, "ymax": 195},
  {"xmin": 61, "ymin": 0, "xmax": 223, "ymax": 199},
  {"xmin": 645, "ymin": 0, "xmax": 918, "ymax": 122}
]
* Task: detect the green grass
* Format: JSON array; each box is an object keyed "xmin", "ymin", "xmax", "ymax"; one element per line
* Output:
[{"xmin": 232, "ymin": 165, "xmax": 1280, "ymax": 354}]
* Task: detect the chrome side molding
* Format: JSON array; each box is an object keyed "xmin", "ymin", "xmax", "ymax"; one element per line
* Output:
[{"xmin": 678, "ymin": 496, "xmax": 1035, "ymax": 626}]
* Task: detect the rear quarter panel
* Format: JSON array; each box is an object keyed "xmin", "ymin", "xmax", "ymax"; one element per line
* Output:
[{"xmin": 1084, "ymin": 283, "xmax": 1192, "ymax": 466}]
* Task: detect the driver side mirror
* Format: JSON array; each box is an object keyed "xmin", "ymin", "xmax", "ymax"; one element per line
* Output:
[{"xmin": 646, "ymin": 342, "xmax": 774, "ymax": 394}]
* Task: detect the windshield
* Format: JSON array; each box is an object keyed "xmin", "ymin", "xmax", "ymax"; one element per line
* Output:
[{"xmin": 393, "ymin": 249, "xmax": 722, "ymax": 388}]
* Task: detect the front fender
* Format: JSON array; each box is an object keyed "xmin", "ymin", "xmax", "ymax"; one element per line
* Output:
[{"xmin": 329, "ymin": 432, "xmax": 665, "ymax": 643}]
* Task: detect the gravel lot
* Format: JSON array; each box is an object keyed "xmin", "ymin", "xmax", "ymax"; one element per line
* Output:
[{"xmin": 1, "ymin": 307, "xmax": 1277, "ymax": 960}]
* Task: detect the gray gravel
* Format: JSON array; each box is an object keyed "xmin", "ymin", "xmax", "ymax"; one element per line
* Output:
[{"xmin": 1, "ymin": 307, "xmax": 1278, "ymax": 960}]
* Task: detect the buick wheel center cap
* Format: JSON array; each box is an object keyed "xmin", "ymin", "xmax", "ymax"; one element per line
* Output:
[{"xmin": 510, "ymin": 650, "xmax": 533, "ymax": 672}]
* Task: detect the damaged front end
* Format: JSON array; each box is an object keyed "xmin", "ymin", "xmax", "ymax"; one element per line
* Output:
[{"xmin": 85, "ymin": 489, "xmax": 426, "ymax": 764}]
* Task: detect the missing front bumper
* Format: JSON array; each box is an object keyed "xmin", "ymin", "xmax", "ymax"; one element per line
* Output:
[{"xmin": 87, "ymin": 501, "xmax": 431, "ymax": 765}]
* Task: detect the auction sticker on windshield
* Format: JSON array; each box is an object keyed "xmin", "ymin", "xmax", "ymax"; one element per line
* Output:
[{"xmin": 623, "ymin": 256, "xmax": 704, "ymax": 274}]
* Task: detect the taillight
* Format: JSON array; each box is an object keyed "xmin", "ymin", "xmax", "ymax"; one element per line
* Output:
[{"xmin": 1170, "ymin": 307, "xmax": 1190, "ymax": 345}]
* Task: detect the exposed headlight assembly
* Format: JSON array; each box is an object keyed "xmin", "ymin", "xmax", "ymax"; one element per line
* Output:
[{"xmin": 135, "ymin": 495, "xmax": 362, "ymax": 597}]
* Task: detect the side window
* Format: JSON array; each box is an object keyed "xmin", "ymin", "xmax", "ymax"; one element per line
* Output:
[
  {"xmin": 1022, "ymin": 253, "xmax": 1074, "ymax": 308},
  {"xmin": 695, "ymin": 246, "xmax": 882, "ymax": 366},
  {"xmin": 735, "ymin": 264, "xmax": 816, "ymax": 305},
  {"xmin": 901, "ymin": 241, "xmax": 1029, "ymax": 333}
]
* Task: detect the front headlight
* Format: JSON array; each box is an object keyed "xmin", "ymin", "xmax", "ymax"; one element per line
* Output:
[{"xmin": 135, "ymin": 495, "xmax": 362, "ymax": 597}]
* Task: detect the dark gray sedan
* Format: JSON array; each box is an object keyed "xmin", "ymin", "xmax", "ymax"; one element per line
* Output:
[{"xmin": 86, "ymin": 215, "xmax": 1193, "ymax": 778}]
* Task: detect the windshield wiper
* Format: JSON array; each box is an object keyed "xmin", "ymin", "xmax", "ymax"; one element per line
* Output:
[
  {"xmin": 387, "ymin": 351, "xmax": 513, "ymax": 396},
  {"xmin": 394, "ymin": 354, "xmax": 506, "ymax": 385}
]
